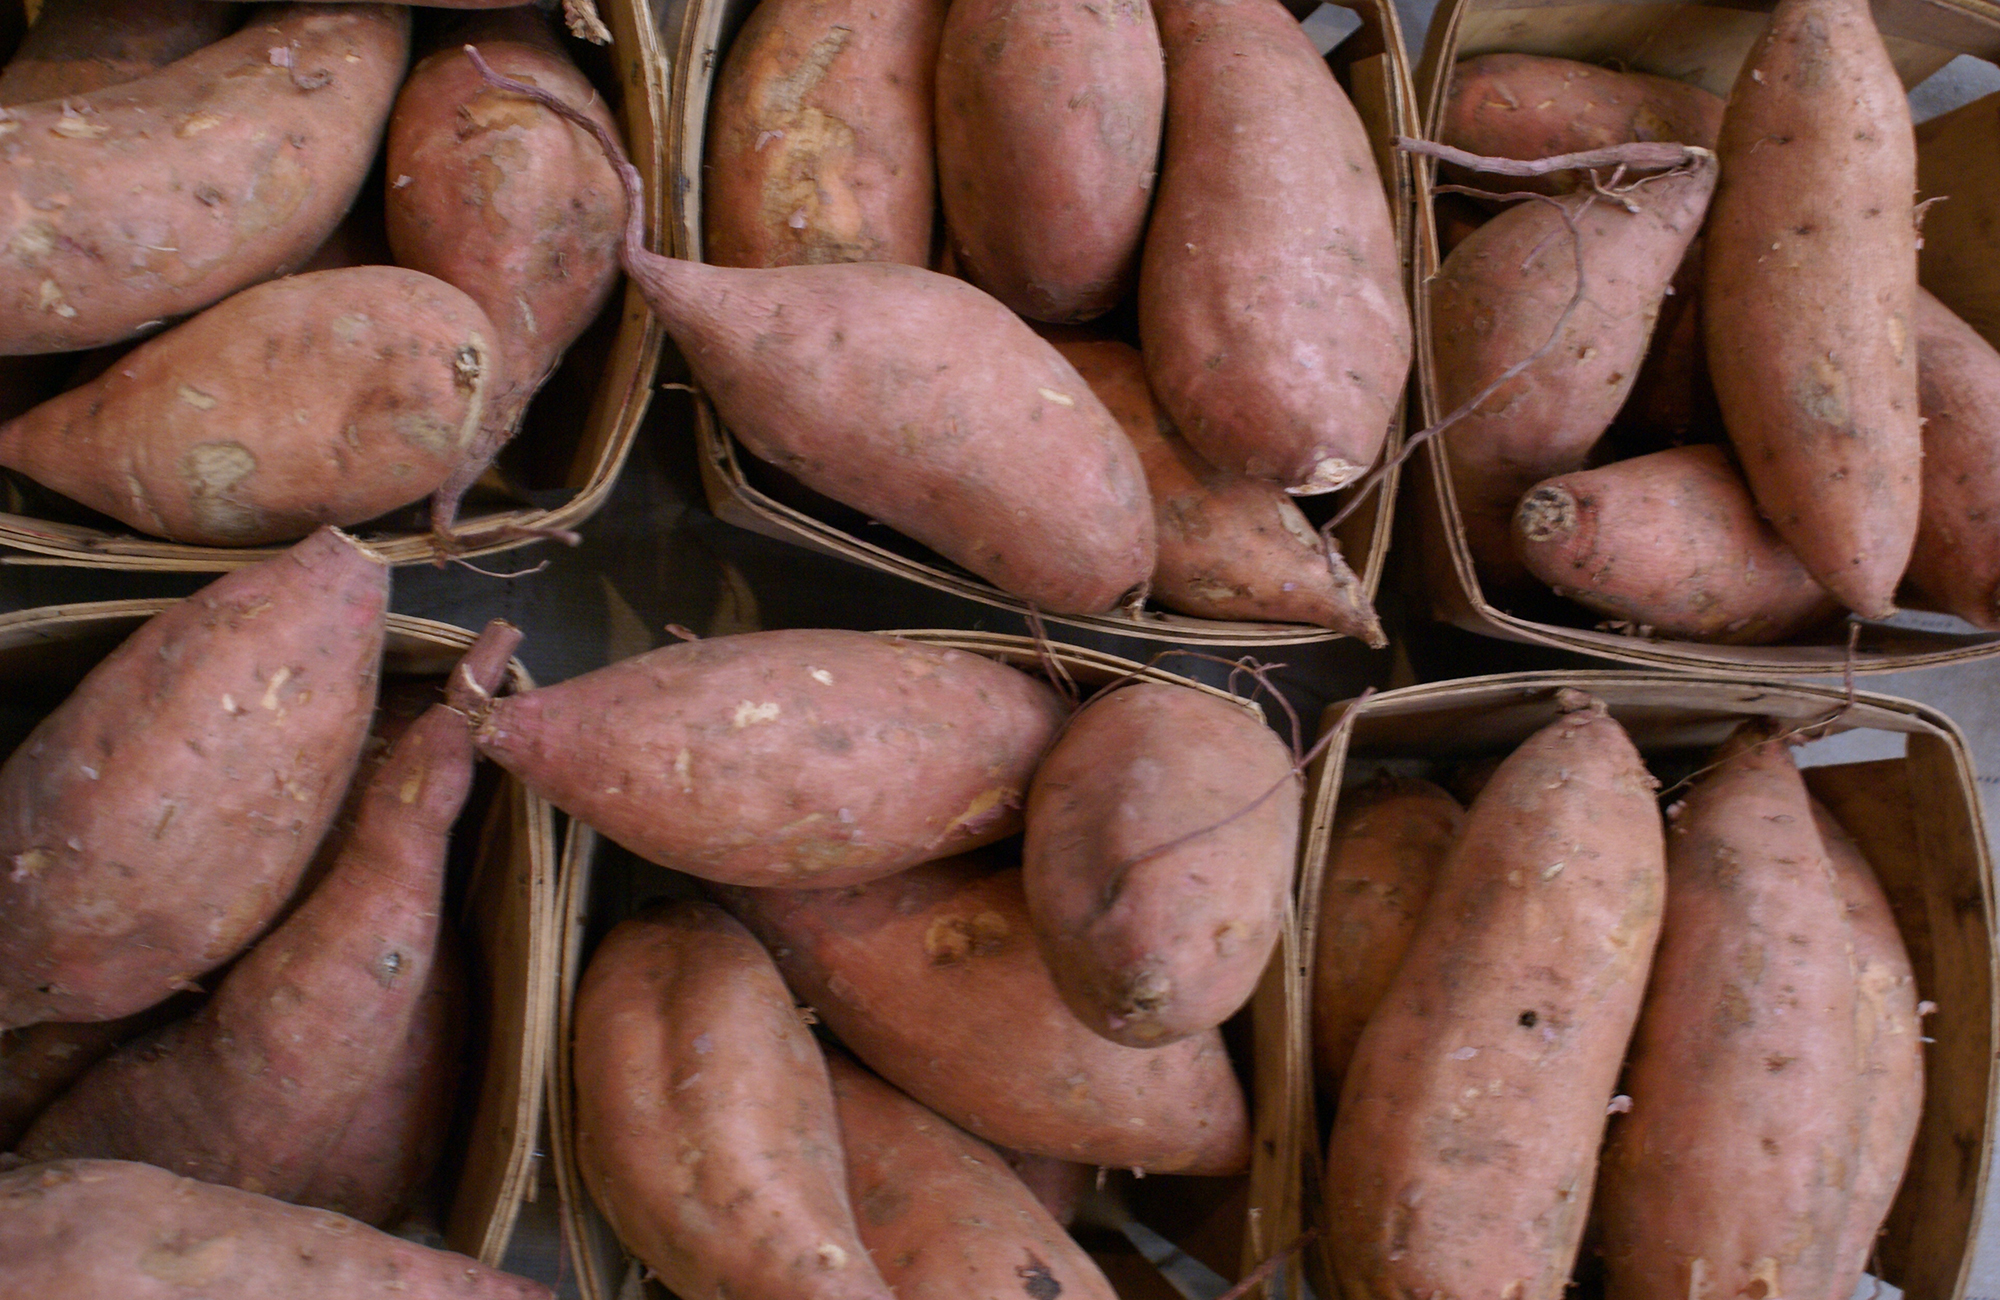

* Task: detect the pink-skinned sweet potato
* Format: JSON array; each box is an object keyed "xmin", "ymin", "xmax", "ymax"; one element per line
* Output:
[
  {"xmin": 1512, "ymin": 444, "xmax": 1840, "ymax": 644},
  {"xmin": 1596, "ymin": 722, "xmax": 1861, "ymax": 1300},
  {"xmin": 468, "ymin": 629, "xmax": 1066, "ymax": 888},
  {"xmin": 573, "ymin": 901, "xmax": 894, "ymax": 1300},
  {"xmin": 935, "ymin": 0, "xmax": 1162, "ymax": 322},
  {"xmin": 0, "ymin": 527, "xmax": 387, "ymax": 1030},
  {"xmin": 1704, "ymin": 0, "xmax": 1920, "ymax": 617},
  {"xmin": 0, "ymin": 265, "xmax": 494, "ymax": 546},
  {"xmin": 998, "ymin": 1149, "xmax": 1095, "ymax": 1226},
  {"xmin": 0, "ymin": 1158, "xmax": 550, "ymax": 1297},
  {"xmin": 1905, "ymin": 289, "xmax": 2000, "ymax": 628},
  {"xmin": 1056, "ymin": 338, "xmax": 1384, "ymax": 641},
  {"xmin": 1326, "ymin": 692, "xmax": 1664, "ymax": 1299},
  {"xmin": 0, "ymin": 5, "xmax": 410, "ymax": 355},
  {"xmin": 718, "ymin": 853, "xmax": 1251, "ymax": 1173},
  {"xmin": 1024, "ymin": 681, "xmax": 1300, "ymax": 1047},
  {"xmin": 1139, "ymin": 0, "xmax": 1407, "ymax": 493},
  {"xmin": 704, "ymin": 0, "xmax": 942, "ymax": 269},
  {"xmin": 18, "ymin": 622, "xmax": 520, "ymax": 1203},
  {"xmin": 828, "ymin": 1052, "xmax": 1119, "ymax": 1300},
  {"xmin": 0, "ymin": 998, "xmax": 196, "ymax": 1150},
  {"xmin": 0, "ymin": 0, "xmax": 237, "ymax": 105},
  {"xmin": 270, "ymin": 0, "xmax": 613, "ymax": 45}
]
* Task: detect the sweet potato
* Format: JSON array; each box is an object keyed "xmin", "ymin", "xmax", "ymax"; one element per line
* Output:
[
  {"xmin": 1704, "ymin": 0, "xmax": 1920, "ymax": 617},
  {"xmin": 1905, "ymin": 289, "xmax": 2000, "ymax": 628},
  {"xmin": 1512, "ymin": 444, "xmax": 1839, "ymax": 643},
  {"xmin": 1611, "ymin": 236, "xmax": 1719, "ymax": 447},
  {"xmin": 704, "ymin": 0, "xmax": 942, "ymax": 269},
  {"xmin": 0, "ymin": 1158, "xmax": 549, "ymax": 1297},
  {"xmin": 1596, "ymin": 723, "xmax": 1861, "ymax": 1300},
  {"xmin": 0, "ymin": 1000, "xmax": 193, "ymax": 1150},
  {"xmin": 1310, "ymin": 776, "xmax": 1460, "ymax": 1096},
  {"xmin": 1056, "ymin": 338, "xmax": 1384, "ymax": 641},
  {"xmin": 935, "ymin": 0, "xmax": 1162, "ymax": 322},
  {"xmin": 1139, "ymin": 0, "xmax": 1407, "ymax": 493},
  {"xmin": 1326, "ymin": 692, "xmax": 1664, "ymax": 1300},
  {"xmin": 719, "ymin": 853, "xmax": 1251, "ymax": 1173},
  {"xmin": 0, "ymin": 527, "xmax": 386, "ymax": 1030},
  {"xmin": 0, "ymin": 0, "xmax": 236, "ymax": 104},
  {"xmin": 0, "ymin": 5, "xmax": 410, "ymax": 355},
  {"xmin": 999, "ymin": 1150, "xmax": 1095, "ymax": 1226},
  {"xmin": 0, "ymin": 265, "xmax": 494, "ymax": 546},
  {"xmin": 1915, "ymin": 91, "xmax": 2000, "ymax": 351},
  {"xmin": 1024, "ymin": 681, "xmax": 1299, "ymax": 1046},
  {"xmin": 828, "ymin": 1053, "xmax": 1119, "ymax": 1300},
  {"xmin": 468, "ymin": 629, "xmax": 1065, "ymax": 888},
  {"xmin": 573, "ymin": 902, "xmax": 894, "ymax": 1300},
  {"xmin": 1432, "ymin": 160, "xmax": 1714, "ymax": 589},
  {"xmin": 18, "ymin": 623, "xmax": 519, "ymax": 1203}
]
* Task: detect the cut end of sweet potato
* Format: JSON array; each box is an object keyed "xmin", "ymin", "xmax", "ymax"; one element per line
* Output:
[
  {"xmin": 1515, "ymin": 485, "xmax": 1578, "ymax": 545},
  {"xmin": 1285, "ymin": 453, "xmax": 1368, "ymax": 496}
]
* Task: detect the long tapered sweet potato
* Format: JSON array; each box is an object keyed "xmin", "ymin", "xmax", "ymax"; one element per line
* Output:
[
  {"xmin": 0, "ymin": 528, "xmax": 386, "ymax": 1030},
  {"xmin": 828, "ymin": 1053, "xmax": 1120, "ymax": 1300},
  {"xmin": 1704, "ymin": 0, "xmax": 1920, "ymax": 617},
  {"xmin": 18, "ymin": 623, "xmax": 520, "ymax": 1203},
  {"xmin": 0, "ymin": 5, "xmax": 410, "ymax": 355},
  {"xmin": 0, "ymin": 265, "xmax": 494, "ymax": 546},
  {"xmin": 1326, "ymin": 692, "xmax": 1665, "ymax": 1300},
  {"xmin": 935, "ymin": 0, "xmax": 1162, "ymax": 322},
  {"xmin": 1596, "ymin": 723, "xmax": 1861, "ymax": 1300},
  {"xmin": 1512, "ymin": 444, "xmax": 1839, "ymax": 643},
  {"xmin": 468, "ymin": 629, "xmax": 1065, "ymax": 888},
  {"xmin": 0, "ymin": 1158, "xmax": 550, "ymax": 1297},
  {"xmin": 1056, "ymin": 338, "xmax": 1384, "ymax": 641},
  {"xmin": 719, "ymin": 854, "xmax": 1251, "ymax": 1173},
  {"xmin": 1310, "ymin": 776, "xmax": 1461, "ymax": 1096},
  {"xmin": 1024, "ymin": 681, "xmax": 1299, "ymax": 1047},
  {"xmin": 1138, "ymin": 0, "xmax": 1407, "ymax": 493},
  {"xmin": 1906, "ymin": 289, "xmax": 2000, "ymax": 628},
  {"xmin": 574, "ymin": 902, "xmax": 894, "ymax": 1300},
  {"xmin": 0, "ymin": 0, "xmax": 237, "ymax": 104},
  {"xmin": 704, "ymin": 0, "xmax": 942, "ymax": 269}
]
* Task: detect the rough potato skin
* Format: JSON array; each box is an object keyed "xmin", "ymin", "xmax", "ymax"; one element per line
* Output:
[
  {"xmin": 473, "ymin": 630, "xmax": 1066, "ymax": 888},
  {"xmin": 1512, "ymin": 445, "xmax": 1839, "ymax": 644},
  {"xmin": 1057, "ymin": 339, "xmax": 1384, "ymax": 641},
  {"xmin": 936, "ymin": 0, "xmax": 1162, "ymax": 322},
  {"xmin": 0, "ymin": 265, "xmax": 493, "ymax": 546},
  {"xmin": 573, "ymin": 903, "xmax": 895, "ymax": 1300},
  {"xmin": 1704, "ymin": 0, "xmax": 1920, "ymax": 618},
  {"xmin": 0, "ymin": 1158, "xmax": 550, "ymax": 1297},
  {"xmin": 0, "ymin": 5, "xmax": 411, "ymax": 355},
  {"xmin": 1024, "ymin": 682, "xmax": 1299, "ymax": 1047},
  {"xmin": 0, "ymin": 528, "xmax": 386, "ymax": 1030},
  {"xmin": 1433, "ymin": 162, "xmax": 1714, "ymax": 589},
  {"xmin": 704, "ymin": 0, "xmax": 942, "ymax": 269},
  {"xmin": 1310, "ymin": 777, "xmax": 1461, "ymax": 1096},
  {"xmin": 1596, "ymin": 724, "xmax": 1861, "ymax": 1300},
  {"xmin": 719, "ymin": 856, "xmax": 1251, "ymax": 1173},
  {"xmin": 1905, "ymin": 290, "xmax": 2000, "ymax": 628},
  {"xmin": 0, "ymin": 0, "xmax": 237, "ymax": 104},
  {"xmin": 828, "ymin": 1053, "xmax": 1120, "ymax": 1300},
  {"xmin": 0, "ymin": 1003, "xmax": 190, "ymax": 1149},
  {"xmin": 1139, "ymin": 0, "xmax": 1407, "ymax": 493},
  {"xmin": 1326, "ymin": 694, "xmax": 1665, "ymax": 1300}
]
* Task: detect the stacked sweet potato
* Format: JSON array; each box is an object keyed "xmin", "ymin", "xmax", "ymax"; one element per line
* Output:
[{"xmin": 1426, "ymin": 0, "xmax": 2000, "ymax": 645}]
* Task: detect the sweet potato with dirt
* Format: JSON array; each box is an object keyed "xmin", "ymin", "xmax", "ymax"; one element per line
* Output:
[
  {"xmin": 0, "ymin": 265, "xmax": 494, "ymax": 546},
  {"xmin": 1905, "ymin": 289, "xmax": 2000, "ymax": 628},
  {"xmin": 1326, "ymin": 692, "xmax": 1665, "ymax": 1300},
  {"xmin": 0, "ymin": 0, "xmax": 236, "ymax": 104},
  {"xmin": 0, "ymin": 5, "xmax": 410, "ymax": 355},
  {"xmin": 18, "ymin": 623, "xmax": 519, "ymax": 1203},
  {"xmin": 1024, "ymin": 681, "xmax": 1299, "ymax": 1047},
  {"xmin": 0, "ymin": 1158, "xmax": 550, "ymax": 1297},
  {"xmin": 828, "ymin": 1053, "xmax": 1120, "ymax": 1300},
  {"xmin": 1139, "ymin": 0, "xmax": 1407, "ymax": 493},
  {"xmin": 467, "ymin": 629, "xmax": 1065, "ymax": 888},
  {"xmin": 573, "ymin": 901, "xmax": 894, "ymax": 1300},
  {"xmin": 704, "ymin": 0, "xmax": 942, "ymax": 269},
  {"xmin": 1433, "ymin": 158, "xmax": 1714, "ymax": 589},
  {"xmin": 719, "ymin": 853, "xmax": 1250, "ymax": 1173},
  {"xmin": 1056, "ymin": 338, "xmax": 1384, "ymax": 641},
  {"xmin": 1704, "ymin": 0, "xmax": 1920, "ymax": 618},
  {"xmin": 1596, "ymin": 722, "xmax": 1861, "ymax": 1300},
  {"xmin": 1512, "ymin": 445, "xmax": 1839, "ymax": 643},
  {"xmin": 936, "ymin": 0, "xmax": 1161, "ymax": 322},
  {"xmin": 0, "ymin": 527, "xmax": 386, "ymax": 1030},
  {"xmin": 1310, "ymin": 776, "xmax": 1461, "ymax": 1096}
]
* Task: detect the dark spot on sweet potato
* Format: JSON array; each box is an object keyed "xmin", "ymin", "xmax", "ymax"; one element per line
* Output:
[
  {"xmin": 1017, "ymin": 1254, "xmax": 1062, "ymax": 1300},
  {"xmin": 1518, "ymin": 1010, "xmax": 1537, "ymax": 1027}
]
